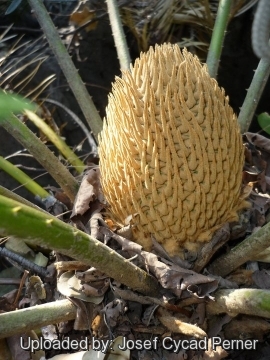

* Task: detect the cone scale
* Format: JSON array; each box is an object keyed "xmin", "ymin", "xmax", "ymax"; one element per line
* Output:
[{"xmin": 99, "ymin": 43, "xmax": 248, "ymax": 257}]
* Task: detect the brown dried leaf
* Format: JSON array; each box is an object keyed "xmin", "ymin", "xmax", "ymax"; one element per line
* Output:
[
  {"xmin": 252, "ymin": 269, "xmax": 270, "ymax": 289},
  {"xmin": 57, "ymin": 271, "xmax": 103, "ymax": 304},
  {"xmin": 67, "ymin": 298, "xmax": 95, "ymax": 332},
  {"xmin": 70, "ymin": 4, "xmax": 97, "ymax": 32},
  {"xmin": 208, "ymin": 314, "xmax": 232, "ymax": 338},
  {"xmin": 46, "ymin": 186, "xmax": 72, "ymax": 209},
  {"xmin": 99, "ymin": 226, "xmax": 218, "ymax": 298},
  {"xmin": 117, "ymin": 224, "xmax": 133, "ymax": 240},
  {"xmin": 245, "ymin": 132, "xmax": 270, "ymax": 153},
  {"xmin": 101, "ymin": 299, "xmax": 127, "ymax": 328},
  {"xmin": 191, "ymin": 302, "xmax": 206, "ymax": 326},
  {"xmin": 18, "ymin": 297, "xmax": 31, "ymax": 308},
  {"xmin": 112, "ymin": 287, "xmax": 155, "ymax": 305},
  {"xmin": 157, "ymin": 308, "xmax": 206, "ymax": 339},
  {"xmin": 142, "ymin": 304, "xmax": 159, "ymax": 326},
  {"xmin": 81, "ymin": 284, "xmax": 101, "ymax": 296},
  {"xmin": 0, "ymin": 289, "xmax": 18, "ymax": 312},
  {"xmin": 88, "ymin": 212, "xmax": 104, "ymax": 240},
  {"xmin": 82, "ymin": 279, "xmax": 110, "ymax": 297},
  {"xmin": 194, "ymin": 223, "xmax": 230, "ymax": 272},
  {"xmin": 250, "ymin": 190, "xmax": 270, "ymax": 215},
  {"xmin": 143, "ymin": 252, "xmax": 218, "ymax": 298},
  {"xmin": 244, "ymin": 134, "xmax": 268, "ymax": 191},
  {"xmin": 76, "ymin": 268, "xmax": 108, "ymax": 282},
  {"xmin": 71, "ymin": 168, "xmax": 104, "ymax": 217},
  {"xmin": 41, "ymin": 324, "xmax": 57, "ymax": 341},
  {"xmin": 73, "ymin": 304, "xmax": 89, "ymax": 331},
  {"xmin": 58, "ymin": 320, "xmax": 74, "ymax": 335},
  {"xmin": 100, "ymin": 225, "xmax": 144, "ymax": 254},
  {"xmin": 201, "ymin": 339, "xmax": 228, "ymax": 360},
  {"xmin": 230, "ymin": 209, "xmax": 252, "ymax": 240},
  {"xmin": 223, "ymin": 316, "xmax": 270, "ymax": 341},
  {"xmin": 7, "ymin": 334, "xmax": 33, "ymax": 360},
  {"xmin": 209, "ymin": 275, "xmax": 238, "ymax": 289},
  {"xmin": 226, "ymin": 269, "xmax": 254, "ymax": 286},
  {"xmin": 92, "ymin": 314, "xmax": 102, "ymax": 336},
  {"xmin": 105, "ymin": 218, "xmax": 118, "ymax": 231}
]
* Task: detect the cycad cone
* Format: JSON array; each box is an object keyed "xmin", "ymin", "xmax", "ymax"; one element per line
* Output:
[{"xmin": 99, "ymin": 43, "xmax": 248, "ymax": 257}]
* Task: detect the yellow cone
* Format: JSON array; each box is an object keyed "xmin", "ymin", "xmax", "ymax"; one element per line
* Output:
[{"xmin": 99, "ymin": 43, "xmax": 248, "ymax": 257}]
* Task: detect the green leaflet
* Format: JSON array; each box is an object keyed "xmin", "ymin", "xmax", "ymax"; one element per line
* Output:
[
  {"xmin": 0, "ymin": 91, "xmax": 36, "ymax": 120},
  {"xmin": 258, "ymin": 112, "xmax": 270, "ymax": 134}
]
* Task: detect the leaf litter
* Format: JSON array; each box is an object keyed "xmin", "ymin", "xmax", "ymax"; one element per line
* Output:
[{"xmin": 4, "ymin": 133, "xmax": 270, "ymax": 359}]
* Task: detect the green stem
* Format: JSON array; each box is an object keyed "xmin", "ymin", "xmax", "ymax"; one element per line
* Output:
[
  {"xmin": 238, "ymin": 57, "xmax": 270, "ymax": 133},
  {"xmin": 0, "ymin": 156, "xmax": 49, "ymax": 198},
  {"xmin": 0, "ymin": 114, "xmax": 78, "ymax": 202},
  {"xmin": 106, "ymin": 0, "xmax": 131, "ymax": 71},
  {"xmin": 209, "ymin": 221, "xmax": 270, "ymax": 277},
  {"xmin": 206, "ymin": 0, "xmax": 232, "ymax": 79},
  {"xmin": 207, "ymin": 289, "xmax": 270, "ymax": 319},
  {"xmin": 0, "ymin": 195, "xmax": 160, "ymax": 296},
  {"xmin": 27, "ymin": 0, "xmax": 103, "ymax": 142},
  {"xmin": 25, "ymin": 110, "xmax": 85, "ymax": 174},
  {"xmin": 0, "ymin": 185, "xmax": 47, "ymax": 213},
  {"xmin": 0, "ymin": 299, "xmax": 76, "ymax": 339}
]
